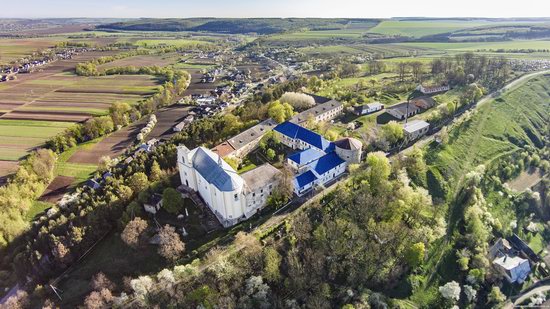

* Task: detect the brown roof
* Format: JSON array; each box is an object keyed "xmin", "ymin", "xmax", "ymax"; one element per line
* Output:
[
  {"xmin": 211, "ymin": 142, "xmax": 236, "ymax": 158},
  {"xmin": 334, "ymin": 137, "xmax": 363, "ymax": 150}
]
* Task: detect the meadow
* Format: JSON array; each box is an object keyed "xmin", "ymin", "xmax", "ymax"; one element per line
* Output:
[{"xmin": 426, "ymin": 74, "xmax": 550, "ymax": 185}]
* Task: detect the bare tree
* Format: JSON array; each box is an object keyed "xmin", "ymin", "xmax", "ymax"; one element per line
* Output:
[
  {"xmin": 121, "ymin": 217, "xmax": 148, "ymax": 249},
  {"xmin": 158, "ymin": 225, "xmax": 185, "ymax": 262}
]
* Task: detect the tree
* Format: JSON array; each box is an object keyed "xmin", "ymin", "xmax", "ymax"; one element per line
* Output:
[
  {"xmin": 404, "ymin": 242, "xmax": 425, "ymax": 268},
  {"xmin": 84, "ymin": 289, "xmax": 113, "ymax": 309},
  {"xmin": 127, "ymin": 172, "xmax": 148, "ymax": 193},
  {"xmin": 158, "ymin": 225, "xmax": 185, "ymax": 261},
  {"xmin": 487, "ymin": 286, "xmax": 506, "ymax": 305},
  {"xmin": 380, "ymin": 121, "xmax": 404, "ymax": 145},
  {"xmin": 162, "ymin": 188, "xmax": 183, "ymax": 214},
  {"xmin": 439, "ymin": 281, "xmax": 461, "ymax": 302},
  {"xmin": 279, "ymin": 92, "xmax": 315, "ymax": 110},
  {"xmin": 263, "ymin": 247, "xmax": 282, "ymax": 282},
  {"xmin": 266, "ymin": 148, "xmax": 276, "ymax": 161},
  {"xmin": 268, "ymin": 101, "xmax": 294, "ymax": 123},
  {"xmin": 91, "ymin": 272, "xmax": 116, "ymax": 291},
  {"xmin": 130, "ymin": 276, "xmax": 154, "ymax": 301},
  {"xmin": 121, "ymin": 217, "xmax": 148, "ymax": 249},
  {"xmin": 149, "ymin": 160, "xmax": 163, "ymax": 182}
]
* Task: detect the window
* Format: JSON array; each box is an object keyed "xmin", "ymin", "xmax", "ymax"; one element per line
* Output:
[
  {"xmin": 269, "ymin": 184, "xmax": 273, "ymax": 189},
  {"xmin": 234, "ymin": 194, "xmax": 239, "ymax": 201},
  {"xmin": 260, "ymin": 189, "xmax": 264, "ymax": 193},
  {"xmin": 252, "ymin": 192, "xmax": 256, "ymax": 197}
]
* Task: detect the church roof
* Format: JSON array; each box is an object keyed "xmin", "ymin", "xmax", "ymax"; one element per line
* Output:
[{"xmin": 191, "ymin": 147, "xmax": 243, "ymax": 192}]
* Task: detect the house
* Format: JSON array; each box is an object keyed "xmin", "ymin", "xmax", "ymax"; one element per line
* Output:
[
  {"xmin": 85, "ymin": 179, "xmax": 101, "ymax": 190},
  {"xmin": 177, "ymin": 146, "xmax": 280, "ymax": 227},
  {"xmin": 412, "ymin": 97, "xmax": 436, "ymax": 110},
  {"xmin": 353, "ymin": 102, "xmax": 384, "ymax": 116},
  {"xmin": 493, "ymin": 255, "xmax": 531, "ymax": 284},
  {"xmin": 144, "ymin": 193, "xmax": 163, "ymax": 215},
  {"xmin": 291, "ymin": 99, "xmax": 344, "ymax": 125},
  {"xmin": 417, "ymin": 84, "xmax": 450, "ymax": 95},
  {"xmin": 386, "ymin": 102, "xmax": 422, "ymax": 120},
  {"xmin": 403, "ymin": 120, "xmax": 430, "ymax": 142},
  {"xmin": 216, "ymin": 119, "xmax": 277, "ymax": 159},
  {"xmin": 102, "ymin": 172, "xmax": 113, "ymax": 181}
]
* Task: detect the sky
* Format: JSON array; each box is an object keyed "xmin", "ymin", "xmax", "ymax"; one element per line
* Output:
[{"xmin": 2, "ymin": 0, "xmax": 550, "ymax": 19}]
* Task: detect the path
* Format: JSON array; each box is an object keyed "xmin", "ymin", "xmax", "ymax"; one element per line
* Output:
[{"xmin": 504, "ymin": 278, "xmax": 550, "ymax": 308}]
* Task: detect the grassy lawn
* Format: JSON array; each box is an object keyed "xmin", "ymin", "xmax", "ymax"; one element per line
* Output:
[
  {"xmin": 25, "ymin": 201, "xmax": 54, "ymax": 221},
  {"xmin": 398, "ymin": 40, "xmax": 550, "ymax": 52}
]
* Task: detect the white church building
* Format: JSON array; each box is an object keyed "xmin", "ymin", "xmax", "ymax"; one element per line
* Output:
[{"xmin": 177, "ymin": 145, "xmax": 280, "ymax": 227}]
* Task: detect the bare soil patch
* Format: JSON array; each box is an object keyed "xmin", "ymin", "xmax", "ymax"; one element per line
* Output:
[
  {"xmin": 0, "ymin": 160, "xmax": 18, "ymax": 185},
  {"xmin": 506, "ymin": 168, "xmax": 544, "ymax": 192},
  {"xmin": 39, "ymin": 175, "xmax": 76, "ymax": 203}
]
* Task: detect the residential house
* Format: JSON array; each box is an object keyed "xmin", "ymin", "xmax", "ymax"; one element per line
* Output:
[
  {"xmin": 386, "ymin": 102, "xmax": 422, "ymax": 120},
  {"xmin": 493, "ymin": 255, "xmax": 531, "ymax": 284},
  {"xmin": 403, "ymin": 120, "xmax": 430, "ymax": 142},
  {"xmin": 353, "ymin": 102, "xmax": 384, "ymax": 116},
  {"xmin": 417, "ymin": 84, "xmax": 450, "ymax": 95},
  {"xmin": 144, "ymin": 193, "xmax": 163, "ymax": 215}
]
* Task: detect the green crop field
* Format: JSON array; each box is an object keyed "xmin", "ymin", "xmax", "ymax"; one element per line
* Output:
[
  {"xmin": 399, "ymin": 40, "xmax": 550, "ymax": 51},
  {"xmin": 369, "ymin": 20, "xmax": 499, "ymax": 38},
  {"xmin": 136, "ymin": 39, "xmax": 214, "ymax": 48},
  {"xmin": 0, "ymin": 119, "xmax": 72, "ymax": 160}
]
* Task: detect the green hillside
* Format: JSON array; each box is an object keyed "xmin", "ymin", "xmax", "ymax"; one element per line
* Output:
[{"xmin": 427, "ymin": 74, "xmax": 550, "ymax": 185}]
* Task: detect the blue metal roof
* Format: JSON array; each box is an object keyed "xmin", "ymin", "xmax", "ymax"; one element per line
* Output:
[
  {"xmin": 274, "ymin": 121, "xmax": 334, "ymax": 152},
  {"xmin": 308, "ymin": 152, "xmax": 346, "ymax": 175},
  {"xmin": 288, "ymin": 148, "xmax": 325, "ymax": 165},
  {"xmin": 191, "ymin": 147, "xmax": 243, "ymax": 192},
  {"xmin": 294, "ymin": 170, "xmax": 318, "ymax": 189}
]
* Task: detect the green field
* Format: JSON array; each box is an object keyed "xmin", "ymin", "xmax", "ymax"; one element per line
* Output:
[
  {"xmin": 426, "ymin": 74, "xmax": 550, "ymax": 183},
  {"xmin": 369, "ymin": 20, "xmax": 500, "ymax": 38},
  {"xmin": 136, "ymin": 39, "xmax": 214, "ymax": 48},
  {"xmin": 0, "ymin": 120, "xmax": 72, "ymax": 160},
  {"xmin": 399, "ymin": 40, "xmax": 550, "ymax": 51}
]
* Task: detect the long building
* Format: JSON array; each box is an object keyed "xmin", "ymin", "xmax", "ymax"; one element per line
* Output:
[
  {"xmin": 274, "ymin": 121, "xmax": 362, "ymax": 196},
  {"xmin": 291, "ymin": 99, "xmax": 344, "ymax": 125}
]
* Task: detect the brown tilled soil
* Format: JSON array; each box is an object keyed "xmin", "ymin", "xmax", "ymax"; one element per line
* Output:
[
  {"xmin": 1, "ymin": 111, "xmax": 90, "ymax": 122},
  {"xmin": 0, "ymin": 160, "xmax": 18, "ymax": 185},
  {"xmin": 506, "ymin": 168, "xmax": 544, "ymax": 192},
  {"xmin": 39, "ymin": 175, "xmax": 76, "ymax": 203}
]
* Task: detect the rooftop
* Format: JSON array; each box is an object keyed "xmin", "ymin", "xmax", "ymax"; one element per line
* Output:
[
  {"xmin": 291, "ymin": 99, "xmax": 343, "ymax": 124},
  {"xmin": 294, "ymin": 170, "xmax": 318, "ymax": 188},
  {"xmin": 242, "ymin": 164, "xmax": 282, "ymax": 192},
  {"xmin": 334, "ymin": 137, "xmax": 363, "ymax": 151},
  {"xmin": 189, "ymin": 147, "xmax": 243, "ymax": 192},
  {"xmin": 307, "ymin": 152, "xmax": 346, "ymax": 175},
  {"xmin": 493, "ymin": 255, "xmax": 528, "ymax": 270},
  {"xmin": 387, "ymin": 102, "xmax": 422, "ymax": 118},
  {"xmin": 403, "ymin": 120, "xmax": 430, "ymax": 134},
  {"xmin": 288, "ymin": 148, "xmax": 325, "ymax": 165},
  {"xmin": 227, "ymin": 118, "xmax": 277, "ymax": 151},
  {"xmin": 274, "ymin": 121, "xmax": 334, "ymax": 152},
  {"xmin": 212, "ymin": 141, "xmax": 236, "ymax": 158}
]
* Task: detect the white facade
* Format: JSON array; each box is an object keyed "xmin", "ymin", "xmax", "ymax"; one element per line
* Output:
[
  {"xmin": 178, "ymin": 146, "xmax": 246, "ymax": 227},
  {"xmin": 177, "ymin": 146, "xmax": 279, "ymax": 227}
]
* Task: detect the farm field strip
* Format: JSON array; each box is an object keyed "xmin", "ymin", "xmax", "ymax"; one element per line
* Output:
[{"xmin": 369, "ymin": 20, "xmax": 509, "ymax": 38}]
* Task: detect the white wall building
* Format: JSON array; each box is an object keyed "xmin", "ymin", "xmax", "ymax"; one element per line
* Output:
[{"xmin": 177, "ymin": 145, "xmax": 280, "ymax": 227}]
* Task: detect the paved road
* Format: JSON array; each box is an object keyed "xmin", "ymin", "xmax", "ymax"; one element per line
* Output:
[{"xmin": 505, "ymin": 280, "xmax": 550, "ymax": 308}]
